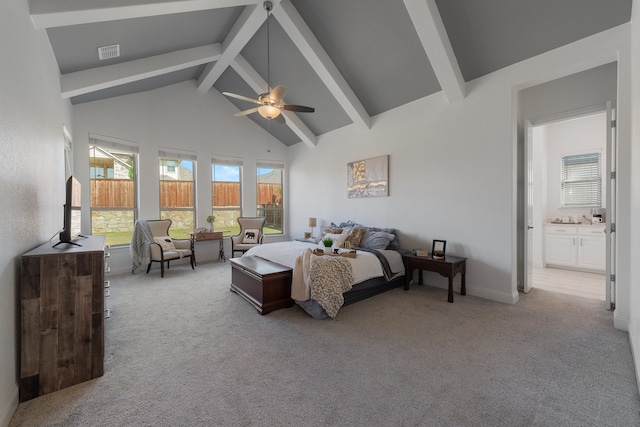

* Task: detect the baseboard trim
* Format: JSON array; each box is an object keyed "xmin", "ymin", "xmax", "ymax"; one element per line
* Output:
[
  {"xmin": 614, "ymin": 311, "xmax": 630, "ymax": 331},
  {"xmin": 0, "ymin": 384, "xmax": 19, "ymax": 427},
  {"xmin": 466, "ymin": 285, "xmax": 519, "ymax": 304}
]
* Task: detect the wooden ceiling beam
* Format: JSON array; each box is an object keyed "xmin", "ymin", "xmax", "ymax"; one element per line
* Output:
[
  {"xmin": 61, "ymin": 44, "xmax": 221, "ymax": 98},
  {"xmin": 30, "ymin": 0, "xmax": 254, "ymax": 29},
  {"xmin": 273, "ymin": 0, "xmax": 370, "ymax": 133},
  {"xmin": 197, "ymin": 1, "xmax": 279, "ymax": 92},
  {"xmin": 404, "ymin": 0, "xmax": 465, "ymax": 103},
  {"xmin": 230, "ymin": 55, "xmax": 317, "ymax": 148}
]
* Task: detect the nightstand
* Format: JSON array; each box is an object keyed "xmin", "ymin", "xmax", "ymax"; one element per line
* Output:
[{"xmin": 403, "ymin": 253, "xmax": 467, "ymax": 303}]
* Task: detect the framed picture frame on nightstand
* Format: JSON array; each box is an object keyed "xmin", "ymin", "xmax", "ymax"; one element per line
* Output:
[{"xmin": 432, "ymin": 240, "xmax": 446, "ymax": 259}]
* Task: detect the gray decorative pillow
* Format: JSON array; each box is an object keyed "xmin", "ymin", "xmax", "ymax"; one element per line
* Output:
[
  {"xmin": 360, "ymin": 231, "xmax": 396, "ymax": 250},
  {"xmin": 336, "ymin": 220, "xmax": 356, "ymax": 228},
  {"xmin": 328, "ymin": 221, "xmax": 400, "ymax": 250}
]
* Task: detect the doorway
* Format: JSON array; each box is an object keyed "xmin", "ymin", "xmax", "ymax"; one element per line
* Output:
[{"xmin": 525, "ymin": 110, "xmax": 613, "ymax": 304}]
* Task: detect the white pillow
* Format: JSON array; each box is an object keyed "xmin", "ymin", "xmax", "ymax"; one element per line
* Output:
[
  {"xmin": 153, "ymin": 236, "xmax": 176, "ymax": 250},
  {"xmin": 242, "ymin": 228, "xmax": 260, "ymax": 244},
  {"xmin": 322, "ymin": 232, "xmax": 348, "ymax": 248}
]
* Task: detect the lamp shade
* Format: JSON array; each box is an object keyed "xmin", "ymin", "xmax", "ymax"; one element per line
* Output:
[{"xmin": 308, "ymin": 217, "xmax": 317, "ymax": 227}]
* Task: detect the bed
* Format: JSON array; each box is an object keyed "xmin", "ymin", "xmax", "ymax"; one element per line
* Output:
[{"xmin": 242, "ymin": 222, "xmax": 407, "ymax": 318}]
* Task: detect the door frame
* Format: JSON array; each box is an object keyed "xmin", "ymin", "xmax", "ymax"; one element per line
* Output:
[{"xmin": 521, "ymin": 104, "xmax": 614, "ymax": 307}]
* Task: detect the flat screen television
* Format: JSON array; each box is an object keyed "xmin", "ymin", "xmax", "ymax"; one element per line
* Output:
[{"xmin": 54, "ymin": 175, "xmax": 83, "ymax": 247}]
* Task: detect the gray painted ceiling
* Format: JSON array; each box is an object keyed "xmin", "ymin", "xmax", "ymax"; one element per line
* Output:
[{"xmin": 39, "ymin": 0, "xmax": 631, "ymax": 147}]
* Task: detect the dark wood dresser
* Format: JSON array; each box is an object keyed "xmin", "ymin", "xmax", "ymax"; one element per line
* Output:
[
  {"xmin": 230, "ymin": 256, "xmax": 293, "ymax": 315},
  {"xmin": 20, "ymin": 235, "xmax": 106, "ymax": 401}
]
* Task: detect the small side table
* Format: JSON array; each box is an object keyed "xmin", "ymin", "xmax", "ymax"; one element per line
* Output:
[
  {"xmin": 403, "ymin": 253, "xmax": 467, "ymax": 303},
  {"xmin": 188, "ymin": 230, "xmax": 229, "ymax": 263}
]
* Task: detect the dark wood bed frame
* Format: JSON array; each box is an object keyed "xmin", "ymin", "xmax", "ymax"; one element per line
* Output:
[{"xmin": 342, "ymin": 274, "xmax": 405, "ymax": 306}]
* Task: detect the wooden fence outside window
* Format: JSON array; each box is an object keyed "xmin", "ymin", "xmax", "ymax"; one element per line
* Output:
[{"xmin": 91, "ymin": 180, "xmax": 282, "ymax": 208}]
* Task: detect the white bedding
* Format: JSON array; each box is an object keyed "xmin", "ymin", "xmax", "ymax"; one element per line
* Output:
[{"xmin": 243, "ymin": 241, "xmax": 401, "ymax": 284}]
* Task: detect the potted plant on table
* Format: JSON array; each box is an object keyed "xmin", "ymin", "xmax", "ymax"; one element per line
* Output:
[
  {"xmin": 321, "ymin": 237, "xmax": 334, "ymax": 254},
  {"xmin": 206, "ymin": 215, "xmax": 216, "ymax": 232}
]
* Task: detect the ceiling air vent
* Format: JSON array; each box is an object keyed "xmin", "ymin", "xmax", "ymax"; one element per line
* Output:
[{"xmin": 97, "ymin": 44, "xmax": 120, "ymax": 60}]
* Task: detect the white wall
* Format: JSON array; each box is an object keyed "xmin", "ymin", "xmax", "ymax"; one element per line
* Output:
[
  {"xmin": 628, "ymin": 0, "xmax": 640, "ymax": 389},
  {"xmin": 72, "ymin": 81, "xmax": 289, "ymax": 273},
  {"xmin": 0, "ymin": 1, "xmax": 73, "ymax": 426},
  {"xmin": 289, "ymin": 85, "xmax": 518, "ymax": 303}
]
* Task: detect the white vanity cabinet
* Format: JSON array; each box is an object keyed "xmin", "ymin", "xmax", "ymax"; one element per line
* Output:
[
  {"xmin": 544, "ymin": 226, "xmax": 578, "ymax": 268},
  {"xmin": 577, "ymin": 227, "xmax": 606, "ymax": 271},
  {"xmin": 544, "ymin": 224, "xmax": 605, "ymax": 272}
]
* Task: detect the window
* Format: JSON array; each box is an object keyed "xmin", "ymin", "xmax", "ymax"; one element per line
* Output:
[
  {"xmin": 89, "ymin": 136, "xmax": 138, "ymax": 246},
  {"xmin": 212, "ymin": 158, "xmax": 242, "ymax": 237},
  {"xmin": 159, "ymin": 149, "xmax": 196, "ymax": 239},
  {"xmin": 257, "ymin": 162, "xmax": 283, "ymax": 235},
  {"xmin": 561, "ymin": 152, "xmax": 602, "ymax": 208}
]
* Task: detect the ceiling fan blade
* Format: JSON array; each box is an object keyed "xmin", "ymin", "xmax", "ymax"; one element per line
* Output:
[
  {"xmin": 282, "ymin": 104, "xmax": 315, "ymax": 113},
  {"xmin": 270, "ymin": 85, "xmax": 286, "ymax": 103},
  {"xmin": 223, "ymin": 92, "xmax": 261, "ymax": 105},
  {"xmin": 233, "ymin": 107, "xmax": 259, "ymax": 117}
]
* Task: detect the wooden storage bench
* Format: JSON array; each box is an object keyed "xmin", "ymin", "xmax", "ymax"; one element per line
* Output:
[{"xmin": 230, "ymin": 256, "xmax": 293, "ymax": 315}]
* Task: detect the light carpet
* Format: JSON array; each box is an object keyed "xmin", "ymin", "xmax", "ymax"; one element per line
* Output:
[{"xmin": 9, "ymin": 260, "xmax": 640, "ymax": 426}]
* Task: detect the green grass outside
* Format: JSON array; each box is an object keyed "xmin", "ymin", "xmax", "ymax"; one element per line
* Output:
[{"xmin": 95, "ymin": 225, "xmax": 282, "ymax": 247}]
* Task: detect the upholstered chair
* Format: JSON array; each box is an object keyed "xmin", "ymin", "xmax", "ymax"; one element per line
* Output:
[
  {"xmin": 146, "ymin": 219, "xmax": 194, "ymax": 277},
  {"xmin": 230, "ymin": 217, "xmax": 267, "ymax": 257}
]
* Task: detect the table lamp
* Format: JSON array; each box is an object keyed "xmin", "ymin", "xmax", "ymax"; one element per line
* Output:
[{"xmin": 308, "ymin": 217, "xmax": 317, "ymax": 238}]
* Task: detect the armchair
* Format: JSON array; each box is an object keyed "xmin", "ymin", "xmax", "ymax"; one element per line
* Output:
[
  {"xmin": 231, "ymin": 217, "xmax": 266, "ymax": 257},
  {"xmin": 146, "ymin": 219, "xmax": 194, "ymax": 277}
]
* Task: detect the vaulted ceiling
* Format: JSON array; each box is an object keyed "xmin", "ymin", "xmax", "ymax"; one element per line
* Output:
[{"xmin": 32, "ymin": 0, "xmax": 631, "ymax": 147}]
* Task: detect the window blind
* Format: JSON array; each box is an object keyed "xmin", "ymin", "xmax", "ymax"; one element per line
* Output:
[
  {"xmin": 158, "ymin": 148, "xmax": 196, "ymax": 161},
  {"xmin": 257, "ymin": 161, "xmax": 284, "ymax": 169},
  {"xmin": 89, "ymin": 135, "xmax": 138, "ymax": 153},
  {"xmin": 561, "ymin": 152, "xmax": 602, "ymax": 207},
  {"xmin": 212, "ymin": 156, "xmax": 242, "ymax": 166}
]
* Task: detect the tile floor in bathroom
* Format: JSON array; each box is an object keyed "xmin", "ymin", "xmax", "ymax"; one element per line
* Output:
[{"xmin": 532, "ymin": 266, "xmax": 605, "ymax": 301}]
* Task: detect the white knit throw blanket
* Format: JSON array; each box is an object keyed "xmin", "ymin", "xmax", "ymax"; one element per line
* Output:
[
  {"xmin": 130, "ymin": 220, "xmax": 153, "ymax": 273},
  {"xmin": 292, "ymin": 248, "xmax": 354, "ymax": 318}
]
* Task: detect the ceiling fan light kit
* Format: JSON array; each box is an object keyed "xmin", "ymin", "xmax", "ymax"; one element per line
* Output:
[
  {"xmin": 222, "ymin": 0, "xmax": 314, "ymax": 122},
  {"xmin": 258, "ymin": 104, "xmax": 281, "ymax": 119}
]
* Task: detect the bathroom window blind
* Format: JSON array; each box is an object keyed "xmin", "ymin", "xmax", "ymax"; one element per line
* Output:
[{"xmin": 561, "ymin": 152, "xmax": 602, "ymax": 207}]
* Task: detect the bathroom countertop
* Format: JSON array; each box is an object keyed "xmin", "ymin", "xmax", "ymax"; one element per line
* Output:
[{"xmin": 545, "ymin": 221, "xmax": 604, "ymax": 226}]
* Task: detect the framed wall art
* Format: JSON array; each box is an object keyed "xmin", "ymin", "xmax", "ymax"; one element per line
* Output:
[{"xmin": 347, "ymin": 155, "xmax": 389, "ymax": 198}]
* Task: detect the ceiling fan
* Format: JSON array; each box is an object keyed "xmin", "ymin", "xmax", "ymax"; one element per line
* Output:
[{"xmin": 222, "ymin": 1, "xmax": 315, "ymax": 122}]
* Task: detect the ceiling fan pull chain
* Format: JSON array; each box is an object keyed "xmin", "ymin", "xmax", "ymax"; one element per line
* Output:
[{"xmin": 265, "ymin": 1, "xmax": 272, "ymax": 96}]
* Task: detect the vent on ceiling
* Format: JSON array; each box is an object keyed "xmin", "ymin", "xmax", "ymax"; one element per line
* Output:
[{"xmin": 98, "ymin": 44, "xmax": 120, "ymax": 60}]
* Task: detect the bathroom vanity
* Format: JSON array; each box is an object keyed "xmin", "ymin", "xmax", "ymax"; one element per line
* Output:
[{"xmin": 544, "ymin": 223, "xmax": 606, "ymax": 272}]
